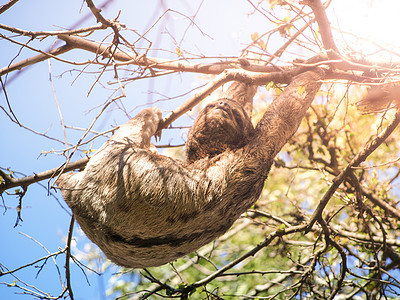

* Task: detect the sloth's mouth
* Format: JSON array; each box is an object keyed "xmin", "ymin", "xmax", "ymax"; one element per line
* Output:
[
  {"xmin": 215, "ymin": 106, "xmax": 230, "ymax": 114},
  {"xmin": 213, "ymin": 106, "xmax": 232, "ymax": 117}
]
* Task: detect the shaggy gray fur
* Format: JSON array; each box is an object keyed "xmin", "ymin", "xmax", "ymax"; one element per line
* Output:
[{"xmin": 57, "ymin": 69, "xmax": 323, "ymax": 268}]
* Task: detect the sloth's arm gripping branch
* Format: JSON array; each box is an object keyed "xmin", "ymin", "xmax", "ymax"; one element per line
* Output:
[{"xmin": 251, "ymin": 69, "xmax": 324, "ymax": 159}]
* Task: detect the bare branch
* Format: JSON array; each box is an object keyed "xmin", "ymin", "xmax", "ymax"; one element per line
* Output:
[
  {"xmin": 85, "ymin": 0, "xmax": 115, "ymax": 28},
  {"xmin": 0, "ymin": 43, "xmax": 74, "ymax": 76},
  {"xmin": 333, "ymin": 226, "xmax": 400, "ymax": 247},
  {"xmin": 361, "ymin": 188, "xmax": 400, "ymax": 220},
  {"xmin": 305, "ymin": 0, "xmax": 340, "ymax": 58},
  {"xmin": 0, "ymin": 248, "xmax": 66, "ymax": 277},
  {"xmin": 0, "ymin": 157, "xmax": 89, "ymax": 193},
  {"xmin": 57, "ymin": 34, "xmax": 284, "ymax": 74},
  {"xmin": 0, "ymin": 0, "xmax": 19, "ymax": 15},
  {"xmin": 65, "ymin": 216, "xmax": 75, "ymax": 300},
  {"xmin": 0, "ymin": 23, "xmax": 105, "ymax": 37}
]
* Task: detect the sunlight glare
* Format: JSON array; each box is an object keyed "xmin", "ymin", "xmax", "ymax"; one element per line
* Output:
[{"xmin": 330, "ymin": 0, "xmax": 400, "ymax": 60}]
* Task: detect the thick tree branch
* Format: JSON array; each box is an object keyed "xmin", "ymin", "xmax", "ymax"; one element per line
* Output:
[
  {"xmin": 1, "ymin": 32, "xmax": 397, "ymax": 81},
  {"xmin": 0, "ymin": 0, "xmax": 19, "ymax": 15},
  {"xmin": 305, "ymin": 0, "xmax": 339, "ymax": 58},
  {"xmin": 0, "ymin": 158, "xmax": 89, "ymax": 193},
  {"xmin": 0, "ymin": 34, "xmax": 284, "ymax": 76}
]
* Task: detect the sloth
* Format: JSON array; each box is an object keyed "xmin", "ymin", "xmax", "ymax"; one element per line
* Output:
[
  {"xmin": 57, "ymin": 69, "xmax": 323, "ymax": 268},
  {"xmin": 186, "ymin": 98, "xmax": 256, "ymax": 163}
]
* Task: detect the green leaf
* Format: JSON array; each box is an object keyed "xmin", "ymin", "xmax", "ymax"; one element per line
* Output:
[
  {"xmin": 297, "ymin": 85, "xmax": 306, "ymax": 95},
  {"xmin": 251, "ymin": 32, "xmax": 259, "ymax": 42},
  {"xmin": 265, "ymin": 81, "xmax": 275, "ymax": 91},
  {"xmin": 316, "ymin": 147, "xmax": 325, "ymax": 155},
  {"xmin": 175, "ymin": 46, "xmax": 182, "ymax": 57},
  {"xmin": 275, "ymin": 87, "xmax": 283, "ymax": 95},
  {"xmin": 259, "ymin": 40, "xmax": 266, "ymax": 50},
  {"xmin": 7, "ymin": 280, "xmax": 17, "ymax": 287}
]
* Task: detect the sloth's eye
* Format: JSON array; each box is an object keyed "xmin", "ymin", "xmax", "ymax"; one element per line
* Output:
[{"xmin": 232, "ymin": 110, "xmax": 244, "ymax": 129}]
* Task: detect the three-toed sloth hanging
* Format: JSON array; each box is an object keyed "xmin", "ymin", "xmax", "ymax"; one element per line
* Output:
[{"xmin": 57, "ymin": 69, "xmax": 323, "ymax": 268}]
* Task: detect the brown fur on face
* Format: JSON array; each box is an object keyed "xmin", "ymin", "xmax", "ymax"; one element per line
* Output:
[
  {"xmin": 186, "ymin": 98, "xmax": 255, "ymax": 163},
  {"xmin": 57, "ymin": 71, "xmax": 324, "ymax": 268}
]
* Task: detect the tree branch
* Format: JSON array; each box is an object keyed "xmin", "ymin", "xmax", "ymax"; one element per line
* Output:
[
  {"xmin": 361, "ymin": 188, "xmax": 400, "ymax": 220},
  {"xmin": 85, "ymin": 0, "xmax": 115, "ymax": 27},
  {"xmin": 0, "ymin": 0, "xmax": 19, "ymax": 15},
  {"xmin": 0, "ymin": 23, "xmax": 105, "ymax": 37},
  {"xmin": 186, "ymin": 224, "xmax": 307, "ymax": 293},
  {"xmin": 58, "ymin": 34, "xmax": 283, "ymax": 75},
  {"xmin": 305, "ymin": 0, "xmax": 340, "ymax": 58},
  {"xmin": 65, "ymin": 216, "xmax": 75, "ymax": 300},
  {"xmin": 306, "ymin": 111, "xmax": 400, "ymax": 231},
  {"xmin": 0, "ymin": 158, "xmax": 89, "ymax": 193},
  {"xmin": 2, "ymin": 32, "xmax": 396, "ymax": 81},
  {"xmin": 0, "ymin": 43, "xmax": 74, "ymax": 76},
  {"xmin": 0, "ymin": 32, "xmax": 296, "ymax": 77}
]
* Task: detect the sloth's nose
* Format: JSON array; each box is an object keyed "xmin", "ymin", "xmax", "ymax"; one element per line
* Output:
[{"xmin": 217, "ymin": 101, "xmax": 228, "ymax": 108}]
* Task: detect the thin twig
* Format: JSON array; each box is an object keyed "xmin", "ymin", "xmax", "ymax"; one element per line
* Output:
[
  {"xmin": 65, "ymin": 216, "xmax": 75, "ymax": 300},
  {"xmin": 0, "ymin": 22, "xmax": 105, "ymax": 37}
]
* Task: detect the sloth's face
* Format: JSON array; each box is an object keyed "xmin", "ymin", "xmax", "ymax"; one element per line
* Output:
[
  {"xmin": 186, "ymin": 99, "xmax": 255, "ymax": 162},
  {"xmin": 202, "ymin": 99, "xmax": 249, "ymax": 131}
]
